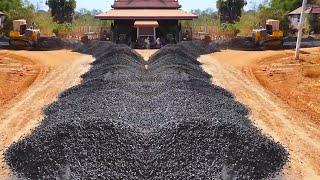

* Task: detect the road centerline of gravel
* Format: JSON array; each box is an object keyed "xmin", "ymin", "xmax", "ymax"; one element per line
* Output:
[{"xmin": 135, "ymin": 49, "xmax": 159, "ymax": 69}]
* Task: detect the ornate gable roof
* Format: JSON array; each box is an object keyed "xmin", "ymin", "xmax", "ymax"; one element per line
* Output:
[{"xmin": 112, "ymin": 0, "xmax": 181, "ymax": 9}]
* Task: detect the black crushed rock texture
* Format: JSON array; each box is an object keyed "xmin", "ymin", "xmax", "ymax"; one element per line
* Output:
[
  {"xmin": 214, "ymin": 37, "xmax": 260, "ymax": 51},
  {"xmin": 5, "ymin": 41, "xmax": 288, "ymax": 179},
  {"xmin": 283, "ymin": 36, "xmax": 317, "ymax": 43},
  {"xmin": 36, "ymin": 37, "xmax": 82, "ymax": 50}
]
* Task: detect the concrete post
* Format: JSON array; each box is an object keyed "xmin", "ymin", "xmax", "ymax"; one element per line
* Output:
[
  {"xmin": 295, "ymin": 0, "xmax": 308, "ymax": 60},
  {"xmin": 137, "ymin": 27, "xmax": 139, "ymax": 40},
  {"xmin": 153, "ymin": 27, "xmax": 156, "ymax": 42}
]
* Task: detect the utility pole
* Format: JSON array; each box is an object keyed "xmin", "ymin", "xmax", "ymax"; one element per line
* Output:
[{"xmin": 295, "ymin": 0, "xmax": 308, "ymax": 60}]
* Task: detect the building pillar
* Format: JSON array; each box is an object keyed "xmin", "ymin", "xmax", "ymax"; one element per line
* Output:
[{"xmin": 137, "ymin": 27, "xmax": 139, "ymax": 40}]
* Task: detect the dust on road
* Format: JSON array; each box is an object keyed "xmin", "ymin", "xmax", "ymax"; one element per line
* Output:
[
  {"xmin": 199, "ymin": 49, "xmax": 320, "ymax": 179},
  {"xmin": 135, "ymin": 49, "xmax": 158, "ymax": 61},
  {"xmin": 0, "ymin": 50, "xmax": 93, "ymax": 178}
]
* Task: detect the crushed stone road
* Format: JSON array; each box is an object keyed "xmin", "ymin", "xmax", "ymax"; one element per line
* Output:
[{"xmin": 4, "ymin": 42, "xmax": 287, "ymax": 179}]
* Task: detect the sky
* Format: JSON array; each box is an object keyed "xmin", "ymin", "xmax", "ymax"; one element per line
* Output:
[{"xmin": 30, "ymin": 0, "xmax": 267, "ymax": 12}]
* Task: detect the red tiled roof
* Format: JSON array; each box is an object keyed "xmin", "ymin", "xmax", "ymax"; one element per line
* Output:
[
  {"xmin": 95, "ymin": 9, "xmax": 197, "ymax": 20},
  {"xmin": 134, "ymin": 21, "xmax": 159, "ymax": 27},
  {"xmin": 289, "ymin": 5, "xmax": 320, "ymax": 15},
  {"xmin": 112, "ymin": 0, "xmax": 181, "ymax": 9}
]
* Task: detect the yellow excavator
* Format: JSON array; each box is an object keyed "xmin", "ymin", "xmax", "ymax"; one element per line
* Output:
[
  {"xmin": 252, "ymin": 19, "xmax": 283, "ymax": 49},
  {"xmin": 9, "ymin": 19, "xmax": 40, "ymax": 49}
]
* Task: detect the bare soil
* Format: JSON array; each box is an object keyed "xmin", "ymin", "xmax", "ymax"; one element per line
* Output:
[
  {"xmin": 135, "ymin": 49, "xmax": 158, "ymax": 61},
  {"xmin": 0, "ymin": 52, "xmax": 40, "ymax": 113},
  {"xmin": 199, "ymin": 48, "xmax": 320, "ymax": 179},
  {"xmin": 0, "ymin": 50, "xmax": 93, "ymax": 178},
  {"xmin": 253, "ymin": 49, "xmax": 320, "ymax": 123}
]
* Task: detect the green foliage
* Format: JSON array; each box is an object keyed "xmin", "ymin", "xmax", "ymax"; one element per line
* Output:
[
  {"xmin": 310, "ymin": 0, "xmax": 320, "ymax": 4},
  {"xmin": 235, "ymin": 11, "xmax": 260, "ymax": 36},
  {"xmin": 2, "ymin": 3, "xmax": 35, "ymax": 34},
  {"xmin": 73, "ymin": 9, "xmax": 104, "ymax": 30},
  {"xmin": 71, "ymin": 9, "xmax": 110, "ymax": 36},
  {"xmin": 258, "ymin": 5, "xmax": 289, "ymax": 31},
  {"xmin": 250, "ymin": 0, "xmax": 304, "ymax": 33},
  {"xmin": 216, "ymin": 0, "xmax": 247, "ymax": 23},
  {"xmin": 46, "ymin": 0, "xmax": 76, "ymax": 23},
  {"xmin": 0, "ymin": 0, "xmax": 108, "ymax": 37},
  {"xmin": 33, "ymin": 11, "xmax": 56, "ymax": 35},
  {"xmin": 304, "ymin": 14, "xmax": 312, "ymax": 34},
  {"xmin": 220, "ymin": 23, "xmax": 240, "ymax": 36},
  {"xmin": 52, "ymin": 22, "xmax": 72, "ymax": 36},
  {"xmin": 269, "ymin": 0, "xmax": 302, "ymax": 12},
  {"xmin": 0, "ymin": 0, "xmax": 22, "ymax": 13},
  {"xmin": 187, "ymin": 8, "xmax": 219, "ymax": 28}
]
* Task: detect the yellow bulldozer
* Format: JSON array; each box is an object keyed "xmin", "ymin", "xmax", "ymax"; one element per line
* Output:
[
  {"xmin": 9, "ymin": 19, "xmax": 40, "ymax": 49},
  {"xmin": 252, "ymin": 19, "xmax": 284, "ymax": 49}
]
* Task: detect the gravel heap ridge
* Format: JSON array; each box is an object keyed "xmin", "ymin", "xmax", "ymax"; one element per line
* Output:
[{"xmin": 5, "ymin": 41, "xmax": 288, "ymax": 179}]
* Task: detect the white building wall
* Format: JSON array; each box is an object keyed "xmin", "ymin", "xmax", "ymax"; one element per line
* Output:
[{"xmin": 289, "ymin": 15, "xmax": 300, "ymax": 29}]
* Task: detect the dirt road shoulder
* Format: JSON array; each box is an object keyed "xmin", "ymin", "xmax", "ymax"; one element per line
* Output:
[
  {"xmin": 199, "ymin": 50, "xmax": 320, "ymax": 179},
  {"xmin": 0, "ymin": 50, "xmax": 93, "ymax": 178}
]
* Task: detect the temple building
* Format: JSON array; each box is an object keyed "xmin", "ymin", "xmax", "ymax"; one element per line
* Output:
[{"xmin": 95, "ymin": 0, "xmax": 197, "ymax": 48}]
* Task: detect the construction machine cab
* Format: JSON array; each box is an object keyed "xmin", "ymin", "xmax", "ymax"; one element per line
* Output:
[
  {"xmin": 252, "ymin": 19, "xmax": 283, "ymax": 48},
  {"xmin": 20, "ymin": 24, "xmax": 27, "ymax": 35},
  {"xmin": 266, "ymin": 19, "xmax": 282, "ymax": 36},
  {"xmin": 266, "ymin": 24, "xmax": 273, "ymax": 35},
  {"xmin": 13, "ymin": 20, "xmax": 27, "ymax": 33},
  {"xmin": 9, "ymin": 19, "xmax": 40, "ymax": 48}
]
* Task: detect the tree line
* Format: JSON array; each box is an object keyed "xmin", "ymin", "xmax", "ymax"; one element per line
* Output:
[
  {"xmin": 191, "ymin": 0, "xmax": 320, "ymax": 36},
  {"xmin": 2, "ymin": 0, "xmax": 320, "ymax": 37},
  {"xmin": 0, "ymin": 0, "xmax": 104, "ymax": 36}
]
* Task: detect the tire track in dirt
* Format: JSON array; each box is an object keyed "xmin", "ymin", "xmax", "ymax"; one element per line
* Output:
[
  {"xmin": 199, "ymin": 54, "xmax": 320, "ymax": 180},
  {"xmin": 0, "ymin": 52, "xmax": 41, "ymax": 113},
  {"xmin": 0, "ymin": 51, "xmax": 93, "ymax": 178}
]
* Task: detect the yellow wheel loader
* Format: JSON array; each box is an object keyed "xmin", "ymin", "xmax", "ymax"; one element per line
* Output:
[
  {"xmin": 9, "ymin": 19, "xmax": 40, "ymax": 49},
  {"xmin": 252, "ymin": 19, "xmax": 284, "ymax": 49}
]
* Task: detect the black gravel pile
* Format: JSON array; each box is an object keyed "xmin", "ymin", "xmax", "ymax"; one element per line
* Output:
[
  {"xmin": 5, "ymin": 41, "xmax": 288, "ymax": 179},
  {"xmin": 6, "ymin": 41, "xmax": 147, "ymax": 179},
  {"xmin": 36, "ymin": 37, "xmax": 66, "ymax": 50},
  {"xmin": 282, "ymin": 36, "xmax": 320, "ymax": 48},
  {"xmin": 36, "ymin": 37, "xmax": 83, "ymax": 50},
  {"xmin": 145, "ymin": 44, "xmax": 288, "ymax": 179},
  {"xmin": 283, "ymin": 35, "xmax": 317, "ymax": 42},
  {"xmin": 215, "ymin": 37, "xmax": 260, "ymax": 51},
  {"xmin": 150, "ymin": 40, "xmax": 219, "ymax": 60}
]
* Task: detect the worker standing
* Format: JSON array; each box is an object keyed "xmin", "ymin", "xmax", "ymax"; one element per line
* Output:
[
  {"xmin": 145, "ymin": 37, "xmax": 151, "ymax": 49},
  {"xmin": 156, "ymin": 38, "xmax": 161, "ymax": 49}
]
